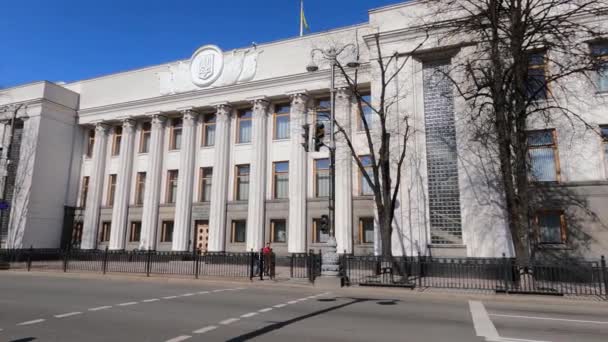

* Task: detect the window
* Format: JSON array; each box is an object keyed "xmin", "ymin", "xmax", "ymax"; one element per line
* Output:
[
  {"xmin": 602, "ymin": 126, "xmax": 608, "ymax": 174},
  {"xmin": 166, "ymin": 170, "xmax": 178, "ymax": 203},
  {"xmin": 592, "ymin": 43, "xmax": 608, "ymax": 92},
  {"xmin": 199, "ymin": 167, "xmax": 213, "ymax": 202},
  {"xmin": 237, "ymin": 109, "xmax": 252, "ymax": 143},
  {"xmin": 202, "ymin": 114, "xmax": 216, "ymax": 147},
  {"xmin": 161, "ymin": 221, "xmax": 174, "ymax": 243},
  {"xmin": 107, "ymin": 174, "xmax": 117, "ymax": 206},
  {"xmin": 231, "ymin": 220, "xmax": 246, "ymax": 243},
  {"xmin": 99, "ymin": 222, "xmax": 111, "ymax": 242},
  {"xmin": 139, "ymin": 122, "xmax": 151, "ymax": 153},
  {"xmin": 71, "ymin": 222, "xmax": 83, "ymax": 247},
  {"xmin": 359, "ymin": 155, "xmax": 374, "ymax": 195},
  {"xmin": 169, "ymin": 118, "xmax": 182, "ymax": 150},
  {"xmin": 527, "ymin": 130, "xmax": 559, "ymax": 182},
  {"xmin": 315, "ymin": 99, "xmax": 331, "ymax": 139},
  {"xmin": 86, "ymin": 129, "xmax": 95, "ymax": 158},
  {"xmin": 135, "ymin": 172, "xmax": 146, "ymax": 205},
  {"xmin": 273, "ymin": 161, "xmax": 289, "ymax": 199},
  {"xmin": 273, "ymin": 104, "xmax": 290, "ymax": 140},
  {"xmin": 314, "ymin": 159, "xmax": 330, "ymax": 197},
  {"xmin": 358, "ymin": 93, "xmax": 373, "ymax": 131},
  {"xmin": 359, "ymin": 217, "xmax": 374, "ymax": 244},
  {"xmin": 271, "ymin": 219, "xmax": 287, "ymax": 243},
  {"xmin": 536, "ymin": 211, "xmax": 567, "ymax": 244},
  {"xmin": 112, "ymin": 126, "xmax": 122, "ymax": 156},
  {"xmin": 526, "ymin": 51, "xmax": 548, "ymax": 100},
  {"xmin": 129, "ymin": 221, "xmax": 141, "ymax": 242},
  {"xmin": 80, "ymin": 176, "xmax": 89, "ymax": 207},
  {"xmin": 312, "ymin": 218, "xmax": 329, "ymax": 243},
  {"xmin": 235, "ymin": 165, "xmax": 250, "ymax": 201}
]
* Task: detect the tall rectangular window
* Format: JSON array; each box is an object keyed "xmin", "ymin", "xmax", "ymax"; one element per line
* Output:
[
  {"xmin": 358, "ymin": 93, "xmax": 373, "ymax": 131},
  {"xmin": 235, "ymin": 165, "xmax": 250, "ymax": 201},
  {"xmin": 135, "ymin": 172, "xmax": 146, "ymax": 205},
  {"xmin": 170, "ymin": 118, "xmax": 182, "ymax": 150},
  {"xmin": 602, "ymin": 126, "xmax": 608, "ymax": 175},
  {"xmin": 359, "ymin": 217, "xmax": 374, "ymax": 244},
  {"xmin": 139, "ymin": 122, "xmax": 151, "ymax": 153},
  {"xmin": 231, "ymin": 220, "xmax": 246, "ymax": 243},
  {"xmin": 200, "ymin": 167, "xmax": 213, "ymax": 202},
  {"xmin": 315, "ymin": 99, "xmax": 331, "ymax": 140},
  {"xmin": 202, "ymin": 114, "xmax": 216, "ymax": 147},
  {"xmin": 107, "ymin": 174, "xmax": 117, "ymax": 206},
  {"xmin": 359, "ymin": 155, "xmax": 374, "ymax": 195},
  {"xmin": 271, "ymin": 219, "xmax": 287, "ymax": 243},
  {"xmin": 166, "ymin": 170, "xmax": 178, "ymax": 203},
  {"xmin": 161, "ymin": 220, "xmax": 174, "ymax": 243},
  {"xmin": 129, "ymin": 221, "xmax": 141, "ymax": 242},
  {"xmin": 86, "ymin": 129, "xmax": 95, "ymax": 158},
  {"xmin": 237, "ymin": 109, "xmax": 252, "ymax": 143},
  {"xmin": 536, "ymin": 211, "xmax": 567, "ymax": 244},
  {"xmin": 314, "ymin": 159, "xmax": 330, "ymax": 197},
  {"xmin": 527, "ymin": 51, "xmax": 548, "ymax": 100},
  {"xmin": 111, "ymin": 126, "xmax": 122, "ymax": 156},
  {"xmin": 312, "ymin": 218, "xmax": 329, "ymax": 243},
  {"xmin": 273, "ymin": 161, "xmax": 289, "ymax": 199},
  {"xmin": 99, "ymin": 222, "xmax": 111, "ymax": 242},
  {"xmin": 592, "ymin": 43, "xmax": 608, "ymax": 92},
  {"xmin": 528, "ymin": 129, "xmax": 559, "ymax": 182},
  {"xmin": 80, "ymin": 176, "xmax": 89, "ymax": 207},
  {"xmin": 273, "ymin": 104, "xmax": 290, "ymax": 140}
]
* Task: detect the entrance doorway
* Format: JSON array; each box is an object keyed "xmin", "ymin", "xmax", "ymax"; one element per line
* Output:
[{"xmin": 194, "ymin": 220, "xmax": 209, "ymax": 253}]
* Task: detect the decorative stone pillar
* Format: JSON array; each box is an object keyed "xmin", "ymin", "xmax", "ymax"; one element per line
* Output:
[
  {"xmin": 139, "ymin": 114, "xmax": 166, "ymax": 250},
  {"xmin": 334, "ymin": 87, "xmax": 353, "ymax": 254},
  {"xmin": 207, "ymin": 104, "xmax": 232, "ymax": 252},
  {"xmin": 172, "ymin": 109, "xmax": 198, "ymax": 251},
  {"xmin": 246, "ymin": 98, "xmax": 269, "ymax": 252},
  {"xmin": 81, "ymin": 123, "xmax": 110, "ymax": 249},
  {"xmin": 109, "ymin": 119, "xmax": 136, "ymax": 250},
  {"xmin": 287, "ymin": 93, "xmax": 308, "ymax": 253}
]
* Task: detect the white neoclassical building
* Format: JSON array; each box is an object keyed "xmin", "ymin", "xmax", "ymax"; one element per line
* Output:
[{"xmin": 1, "ymin": 1, "xmax": 607, "ymax": 258}]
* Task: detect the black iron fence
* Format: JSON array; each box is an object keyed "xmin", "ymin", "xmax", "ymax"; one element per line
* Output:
[{"xmin": 341, "ymin": 254, "xmax": 608, "ymax": 299}]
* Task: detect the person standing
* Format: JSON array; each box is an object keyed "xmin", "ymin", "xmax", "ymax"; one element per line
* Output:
[{"xmin": 262, "ymin": 242, "xmax": 272, "ymax": 276}]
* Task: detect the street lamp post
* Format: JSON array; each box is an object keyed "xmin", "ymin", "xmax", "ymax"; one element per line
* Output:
[{"xmin": 306, "ymin": 44, "xmax": 359, "ymax": 278}]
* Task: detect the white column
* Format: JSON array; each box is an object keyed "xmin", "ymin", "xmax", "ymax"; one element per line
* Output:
[
  {"xmin": 246, "ymin": 98, "xmax": 269, "ymax": 252},
  {"xmin": 207, "ymin": 104, "xmax": 232, "ymax": 252},
  {"xmin": 139, "ymin": 114, "xmax": 166, "ymax": 250},
  {"xmin": 335, "ymin": 87, "xmax": 353, "ymax": 254},
  {"xmin": 81, "ymin": 123, "xmax": 110, "ymax": 249},
  {"xmin": 172, "ymin": 109, "xmax": 198, "ymax": 251},
  {"xmin": 288, "ymin": 93, "xmax": 308, "ymax": 253},
  {"xmin": 109, "ymin": 119, "xmax": 136, "ymax": 250}
]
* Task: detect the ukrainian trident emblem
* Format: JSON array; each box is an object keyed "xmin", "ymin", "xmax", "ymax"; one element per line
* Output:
[{"xmin": 198, "ymin": 54, "xmax": 215, "ymax": 80}]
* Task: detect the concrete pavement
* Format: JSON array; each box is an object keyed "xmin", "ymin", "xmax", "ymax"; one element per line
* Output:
[{"xmin": 0, "ymin": 272, "xmax": 606, "ymax": 341}]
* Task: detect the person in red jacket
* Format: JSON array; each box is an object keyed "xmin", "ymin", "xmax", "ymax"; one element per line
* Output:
[{"xmin": 262, "ymin": 242, "xmax": 272, "ymax": 276}]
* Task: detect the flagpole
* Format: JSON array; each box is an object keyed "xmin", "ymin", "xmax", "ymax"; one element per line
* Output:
[{"xmin": 300, "ymin": 0, "xmax": 304, "ymax": 37}]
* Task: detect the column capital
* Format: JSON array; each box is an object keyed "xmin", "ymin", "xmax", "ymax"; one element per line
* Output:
[
  {"xmin": 94, "ymin": 122, "xmax": 111, "ymax": 133},
  {"xmin": 121, "ymin": 118, "xmax": 137, "ymax": 129},
  {"xmin": 249, "ymin": 97, "xmax": 270, "ymax": 112},
  {"xmin": 214, "ymin": 103, "xmax": 233, "ymax": 116},
  {"xmin": 289, "ymin": 92, "xmax": 309, "ymax": 105},
  {"xmin": 336, "ymin": 87, "xmax": 352, "ymax": 100},
  {"xmin": 151, "ymin": 114, "xmax": 167, "ymax": 126},
  {"xmin": 180, "ymin": 109, "xmax": 199, "ymax": 122}
]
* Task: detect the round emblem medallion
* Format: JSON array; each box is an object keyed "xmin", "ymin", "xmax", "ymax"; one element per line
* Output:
[{"xmin": 190, "ymin": 45, "xmax": 224, "ymax": 87}]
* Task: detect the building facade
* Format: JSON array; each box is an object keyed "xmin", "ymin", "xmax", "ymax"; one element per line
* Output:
[{"xmin": 1, "ymin": 1, "xmax": 607, "ymax": 258}]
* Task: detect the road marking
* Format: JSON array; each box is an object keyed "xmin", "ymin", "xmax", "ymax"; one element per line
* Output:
[
  {"xmin": 490, "ymin": 313, "xmax": 608, "ymax": 325},
  {"xmin": 142, "ymin": 298, "xmax": 160, "ymax": 303},
  {"xmin": 182, "ymin": 293, "xmax": 194, "ymax": 297},
  {"xmin": 219, "ymin": 318, "xmax": 239, "ymax": 325},
  {"xmin": 54, "ymin": 312, "xmax": 82, "ymax": 318},
  {"xmin": 241, "ymin": 312, "xmax": 258, "ymax": 318},
  {"xmin": 198, "ymin": 291, "xmax": 209, "ymax": 294},
  {"xmin": 165, "ymin": 335, "xmax": 191, "ymax": 342},
  {"xmin": 193, "ymin": 325, "xmax": 218, "ymax": 334},
  {"xmin": 258, "ymin": 308, "xmax": 273, "ymax": 313},
  {"xmin": 273, "ymin": 304, "xmax": 287, "ymax": 308},
  {"xmin": 89, "ymin": 305, "xmax": 112, "ymax": 311},
  {"xmin": 287, "ymin": 300, "xmax": 298, "ymax": 304},
  {"xmin": 17, "ymin": 319, "xmax": 45, "ymax": 326},
  {"xmin": 118, "ymin": 302, "xmax": 137, "ymax": 306},
  {"xmin": 163, "ymin": 296, "xmax": 178, "ymax": 299},
  {"xmin": 469, "ymin": 300, "xmax": 500, "ymax": 340},
  {"xmin": 212, "ymin": 289, "xmax": 225, "ymax": 293}
]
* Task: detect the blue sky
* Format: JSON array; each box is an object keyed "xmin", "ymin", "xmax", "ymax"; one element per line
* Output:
[{"xmin": 1, "ymin": 0, "xmax": 401, "ymax": 88}]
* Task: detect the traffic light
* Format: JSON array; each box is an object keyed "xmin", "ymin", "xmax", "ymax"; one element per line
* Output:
[
  {"xmin": 301, "ymin": 124, "xmax": 310, "ymax": 151},
  {"xmin": 313, "ymin": 123, "xmax": 325, "ymax": 151},
  {"xmin": 320, "ymin": 214, "xmax": 329, "ymax": 233}
]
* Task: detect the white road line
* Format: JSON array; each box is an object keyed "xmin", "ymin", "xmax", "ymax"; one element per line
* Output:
[
  {"xmin": 287, "ymin": 300, "xmax": 298, "ymax": 304},
  {"xmin": 212, "ymin": 289, "xmax": 225, "ymax": 293},
  {"xmin": 142, "ymin": 298, "xmax": 160, "ymax": 303},
  {"xmin": 165, "ymin": 335, "xmax": 191, "ymax": 342},
  {"xmin": 88, "ymin": 305, "xmax": 112, "ymax": 311},
  {"xmin": 193, "ymin": 325, "xmax": 218, "ymax": 334},
  {"xmin": 118, "ymin": 302, "xmax": 137, "ymax": 306},
  {"xmin": 469, "ymin": 300, "xmax": 500, "ymax": 340},
  {"xmin": 163, "ymin": 296, "xmax": 178, "ymax": 299},
  {"xmin": 241, "ymin": 312, "xmax": 258, "ymax": 318},
  {"xmin": 258, "ymin": 308, "xmax": 273, "ymax": 313},
  {"xmin": 181, "ymin": 293, "xmax": 194, "ymax": 297},
  {"xmin": 54, "ymin": 312, "xmax": 82, "ymax": 318},
  {"xmin": 198, "ymin": 291, "xmax": 209, "ymax": 294},
  {"xmin": 219, "ymin": 318, "xmax": 240, "ymax": 325},
  {"xmin": 273, "ymin": 304, "xmax": 287, "ymax": 308},
  {"xmin": 17, "ymin": 319, "xmax": 45, "ymax": 326},
  {"xmin": 490, "ymin": 313, "xmax": 608, "ymax": 325}
]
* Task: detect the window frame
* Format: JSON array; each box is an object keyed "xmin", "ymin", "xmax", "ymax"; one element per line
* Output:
[
  {"xmin": 107, "ymin": 174, "xmax": 117, "ymax": 207},
  {"xmin": 312, "ymin": 218, "xmax": 329, "ymax": 243},
  {"xmin": 270, "ymin": 219, "xmax": 287, "ymax": 243},
  {"xmin": 129, "ymin": 221, "xmax": 142, "ymax": 242},
  {"xmin": 358, "ymin": 217, "xmax": 375, "ymax": 244},
  {"xmin": 273, "ymin": 104, "xmax": 291, "ymax": 140},
  {"xmin": 139, "ymin": 122, "xmax": 151, "ymax": 154},
  {"xmin": 601, "ymin": 125, "xmax": 608, "ymax": 178},
  {"xmin": 111, "ymin": 126, "xmax": 122, "ymax": 156},
  {"xmin": 314, "ymin": 98, "xmax": 331, "ymax": 142},
  {"xmin": 527, "ymin": 129, "xmax": 561, "ymax": 183},
  {"xmin": 99, "ymin": 221, "xmax": 111, "ymax": 243},
  {"xmin": 86, "ymin": 129, "xmax": 95, "ymax": 158},
  {"xmin": 169, "ymin": 118, "xmax": 183, "ymax": 150},
  {"xmin": 591, "ymin": 42, "xmax": 608, "ymax": 92},
  {"xmin": 234, "ymin": 164, "xmax": 250, "ymax": 201},
  {"xmin": 357, "ymin": 93, "xmax": 373, "ymax": 132},
  {"xmin": 199, "ymin": 167, "xmax": 213, "ymax": 202},
  {"xmin": 272, "ymin": 161, "xmax": 289, "ymax": 199},
  {"xmin": 231, "ymin": 220, "xmax": 247, "ymax": 243},
  {"xmin": 358, "ymin": 155, "xmax": 374, "ymax": 196},
  {"xmin": 535, "ymin": 210, "xmax": 567, "ymax": 245},
  {"xmin": 236, "ymin": 109, "xmax": 253, "ymax": 144},
  {"xmin": 166, "ymin": 170, "xmax": 179, "ymax": 204},
  {"xmin": 526, "ymin": 50, "xmax": 550, "ymax": 100},
  {"xmin": 201, "ymin": 113, "xmax": 216, "ymax": 147},
  {"xmin": 314, "ymin": 158, "xmax": 330, "ymax": 198},
  {"xmin": 80, "ymin": 176, "xmax": 89, "ymax": 208},
  {"xmin": 135, "ymin": 172, "xmax": 146, "ymax": 205},
  {"xmin": 160, "ymin": 220, "xmax": 174, "ymax": 243}
]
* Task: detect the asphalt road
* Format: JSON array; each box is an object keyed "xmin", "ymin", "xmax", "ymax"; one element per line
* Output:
[{"xmin": 0, "ymin": 273, "xmax": 607, "ymax": 342}]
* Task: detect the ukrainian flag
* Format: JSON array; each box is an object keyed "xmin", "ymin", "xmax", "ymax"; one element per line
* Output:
[{"xmin": 300, "ymin": 0, "xmax": 310, "ymax": 36}]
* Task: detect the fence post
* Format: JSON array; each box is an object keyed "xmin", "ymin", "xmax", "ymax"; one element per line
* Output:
[
  {"xmin": 63, "ymin": 249, "xmax": 69, "ymax": 273},
  {"xmin": 417, "ymin": 252, "xmax": 422, "ymax": 288},
  {"xmin": 27, "ymin": 245, "xmax": 33, "ymax": 271},
  {"xmin": 102, "ymin": 246, "xmax": 109, "ymax": 275},
  {"xmin": 259, "ymin": 248, "xmax": 264, "ymax": 281},
  {"xmin": 194, "ymin": 251, "xmax": 200, "ymax": 279},
  {"xmin": 290, "ymin": 253, "xmax": 294, "ymax": 278},
  {"xmin": 502, "ymin": 253, "xmax": 509, "ymax": 292},
  {"xmin": 601, "ymin": 255, "xmax": 607, "ymax": 300},
  {"xmin": 249, "ymin": 249, "xmax": 254, "ymax": 280},
  {"xmin": 146, "ymin": 249, "xmax": 152, "ymax": 277}
]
